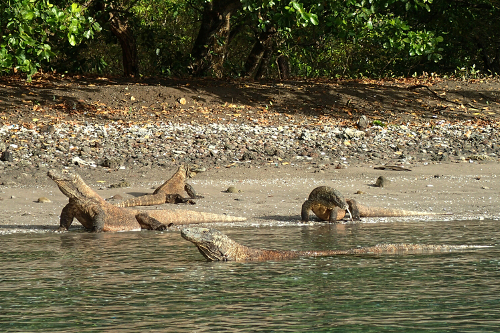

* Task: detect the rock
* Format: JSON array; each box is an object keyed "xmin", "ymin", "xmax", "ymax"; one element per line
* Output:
[
  {"xmin": 1, "ymin": 150, "xmax": 13, "ymax": 162},
  {"xmin": 109, "ymin": 181, "xmax": 131, "ymax": 188},
  {"xmin": 264, "ymin": 147, "xmax": 278, "ymax": 156},
  {"xmin": 72, "ymin": 156, "xmax": 94, "ymax": 166},
  {"xmin": 468, "ymin": 154, "xmax": 492, "ymax": 161},
  {"xmin": 357, "ymin": 115, "xmax": 369, "ymax": 130},
  {"xmin": 343, "ymin": 128, "xmax": 365, "ymax": 139},
  {"xmin": 375, "ymin": 176, "xmax": 389, "ymax": 188},
  {"xmin": 107, "ymin": 194, "xmax": 124, "ymax": 200},
  {"xmin": 40, "ymin": 125, "xmax": 56, "ymax": 134},
  {"xmin": 37, "ymin": 197, "xmax": 51, "ymax": 203},
  {"xmin": 101, "ymin": 157, "xmax": 122, "ymax": 169},
  {"xmin": 225, "ymin": 186, "xmax": 242, "ymax": 193},
  {"xmin": 240, "ymin": 151, "xmax": 256, "ymax": 161}
]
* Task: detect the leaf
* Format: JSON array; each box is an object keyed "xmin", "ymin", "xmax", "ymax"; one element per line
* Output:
[
  {"xmin": 367, "ymin": 19, "xmax": 373, "ymax": 30},
  {"xmin": 68, "ymin": 34, "xmax": 76, "ymax": 46},
  {"xmin": 22, "ymin": 11, "xmax": 35, "ymax": 20},
  {"xmin": 310, "ymin": 14, "xmax": 319, "ymax": 25},
  {"xmin": 71, "ymin": 3, "xmax": 81, "ymax": 13}
]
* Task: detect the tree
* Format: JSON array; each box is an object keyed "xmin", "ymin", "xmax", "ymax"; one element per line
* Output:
[
  {"xmin": 0, "ymin": 0, "xmax": 100, "ymax": 79},
  {"xmin": 190, "ymin": 0, "xmax": 243, "ymax": 76},
  {"xmin": 279, "ymin": 0, "xmax": 446, "ymax": 77},
  {"xmin": 88, "ymin": 0, "xmax": 140, "ymax": 77},
  {"xmin": 190, "ymin": 0, "xmax": 445, "ymax": 78},
  {"xmin": 412, "ymin": 0, "xmax": 500, "ymax": 75}
]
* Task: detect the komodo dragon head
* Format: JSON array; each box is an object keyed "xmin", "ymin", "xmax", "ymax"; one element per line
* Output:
[
  {"xmin": 184, "ymin": 164, "xmax": 206, "ymax": 178},
  {"xmin": 181, "ymin": 227, "xmax": 239, "ymax": 261},
  {"xmin": 47, "ymin": 169, "xmax": 95, "ymax": 200}
]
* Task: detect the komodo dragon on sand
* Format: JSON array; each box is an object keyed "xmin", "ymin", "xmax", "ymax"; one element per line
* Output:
[
  {"xmin": 181, "ymin": 227, "xmax": 487, "ymax": 261},
  {"xmin": 48, "ymin": 169, "xmax": 246, "ymax": 232},
  {"xmin": 301, "ymin": 186, "xmax": 353, "ymax": 222},
  {"xmin": 115, "ymin": 164, "xmax": 205, "ymax": 208},
  {"xmin": 302, "ymin": 186, "xmax": 451, "ymax": 222}
]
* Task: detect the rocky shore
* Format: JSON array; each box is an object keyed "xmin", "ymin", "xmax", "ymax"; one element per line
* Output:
[
  {"xmin": 0, "ymin": 119, "xmax": 498, "ymax": 178},
  {"xmin": 1, "ymin": 118, "xmax": 500, "ymax": 234}
]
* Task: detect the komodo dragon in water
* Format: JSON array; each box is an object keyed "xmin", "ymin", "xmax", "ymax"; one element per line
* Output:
[
  {"xmin": 115, "ymin": 164, "xmax": 205, "ymax": 208},
  {"xmin": 48, "ymin": 169, "xmax": 246, "ymax": 232},
  {"xmin": 181, "ymin": 227, "xmax": 486, "ymax": 261},
  {"xmin": 302, "ymin": 186, "xmax": 450, "ymax": 222}
]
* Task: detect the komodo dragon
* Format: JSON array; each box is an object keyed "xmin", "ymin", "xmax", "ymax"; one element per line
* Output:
[
  {"xmin": 302, "ymin": 186, "xmax": 450, "ymax": 222},
  {"xmin": 301, "ymin": 186, "xmax": 353, "ymax": 222},
  {"xmin": 115, "ymin": 164, "xmax": 205, "ymax": 208},
  {"xmin": 181, "ymin": 227, "xmax": 485, "ymax": 261},
  {"xmin": 48, "ymin": 169, "xmax": 246, "ymax": 232}
]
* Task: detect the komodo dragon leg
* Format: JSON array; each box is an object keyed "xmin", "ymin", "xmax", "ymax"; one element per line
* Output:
[
  {"xmin": 185, "ymin": 183, "xmax": 203, "ymax": 199},
  {"xmin": 135, "ymin": 213, "xmax": 173, "ymax": 231}
]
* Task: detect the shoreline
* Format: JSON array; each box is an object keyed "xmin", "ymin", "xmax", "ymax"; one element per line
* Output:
[{"xmin": 1, "ymin": 161, "xmax": 499, "ymax": 235}]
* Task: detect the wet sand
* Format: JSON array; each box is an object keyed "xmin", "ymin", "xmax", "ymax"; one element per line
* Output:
[{"xmin": 1, "ymin": 162, "xmax": 499, "ymax": 234}]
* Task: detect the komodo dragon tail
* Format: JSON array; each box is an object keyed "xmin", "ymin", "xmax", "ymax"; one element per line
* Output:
[
  {"xmin": 341, "ymin": 243, "xmax": 483, "ymax": 255},
  {"xmin": 348, "ymin": 200, "xmax": 452, "ymax": 218},
  {"xmin": 355, "ymin": 205, "xmax": 450, "ymax": 217},
  {"xmin": 143, "ymin": 209, "xmax": 246, "ymax": 225},
  {"xmin": 115, "ymin": 194, "xmax": 169, "ymax": 208}
]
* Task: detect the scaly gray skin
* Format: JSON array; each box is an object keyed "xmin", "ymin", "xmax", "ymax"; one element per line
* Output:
[
  {"xmin": 115, "ymin": 164, "xmax": 205, "ymax": 208},
  {"xmin": 181, "ymin": 227, "xmax": 484, "ymax": 262},
  {"xmin": 301, "ymin": 186, "xmax": 353, "ymax": 222},
  {"xmin": 48, "ymin": 169, "xmax": 246, "ymax": 232}
]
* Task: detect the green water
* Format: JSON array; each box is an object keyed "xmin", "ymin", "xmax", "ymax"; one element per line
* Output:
[{"xmin": 1, "ymin": 220, "xmax": 499, "ymax": 332}]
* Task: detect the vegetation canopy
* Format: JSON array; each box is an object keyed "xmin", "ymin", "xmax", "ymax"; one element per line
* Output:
[{"xmin": 1, "ymin": 0, "xmax": 499, "ymax": 79}]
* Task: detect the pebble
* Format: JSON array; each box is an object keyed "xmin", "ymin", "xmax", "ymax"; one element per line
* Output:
[
  {"xmin": 0, "ymin": 121, "xmax": 498, "ymax": 171},
  {"xmin": 357, "ymin": 115, "xmax": 369, "ymax": 130},
  {"xmin": 225, "ymin": 186, "xmax": 242, "ymax": 193},
  {"xmin": 37, "ymin": 197, "xmax": 51, "ymax": 203},
  {"xmin": 109, "ymin": 181, "xmax": 131, "ymax": 188}
]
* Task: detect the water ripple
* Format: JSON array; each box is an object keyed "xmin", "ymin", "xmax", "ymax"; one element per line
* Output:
[{"xmin": 1, "ymin": 220, "xmax": 499, "ymax": 332}]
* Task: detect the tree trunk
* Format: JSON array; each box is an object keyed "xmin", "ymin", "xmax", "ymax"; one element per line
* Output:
[
  {"xmin": 108, "ymin": 11, "xmax": 139, "ymax": 77},
  {"xmin": 190, "ymin": 0, "xmax": 242, "ymax": 76},
  {"xmin": 243, "ymin": 28, "xmax": 276, "ymax": 79},
  {"xmin": 476, "ymin": 39, "xmax": 500, "ymax": 75},
  {"xmin": 277, "ymin": 55, "xmax": 290, "ymax": 79}
]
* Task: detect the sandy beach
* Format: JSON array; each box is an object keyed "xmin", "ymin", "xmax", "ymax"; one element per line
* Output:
[{"xmin": 1, "ymin": 161, "xmax": 498, "ymax": 234}]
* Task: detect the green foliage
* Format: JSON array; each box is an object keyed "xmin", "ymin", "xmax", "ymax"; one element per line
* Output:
[
  {"xmin": 1, "ymin": 0, "xmax": 498, "ymax": 79},
  {"xmin": 268, "ymin": 0, "xmax": 445, "ymax": 78},
  {"xmin": 416, "ymin": 0, "xmax": 500, "ymax": 75},
  {"xmin": 285, "ymin": 1, "xmax": 319, "ymax": 27},
  {"xmin": 0, "ymin": 0, "xmax": 100, "ymax": 79}
]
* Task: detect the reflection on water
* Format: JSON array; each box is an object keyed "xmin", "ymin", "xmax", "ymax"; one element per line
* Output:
[{"xmin": 1, "ymin": 220, "xmax": 499, "ymax": 332}]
